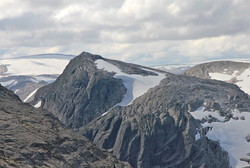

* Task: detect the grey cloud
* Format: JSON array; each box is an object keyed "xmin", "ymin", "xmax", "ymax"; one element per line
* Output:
[{"xmin": 0, "ymin": 13, "xmax": 55, "ymax": 31}]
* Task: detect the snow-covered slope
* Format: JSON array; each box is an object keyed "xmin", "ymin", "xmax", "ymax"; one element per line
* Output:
[
  {"xmin": 190, "ymin": 106, "xmax": 250, "ymax": 167},
  {"xmin": 209, "ymin": 67, "xmax": 250, "ymax": 95},
  {"xmin": 0, "ymin": 54, "xmax": 74, "ymax": 101},
  {"xmin": 0, "ymin": 54, "xmax": 74, "ymax": 76},
  {"xmin": 96, "ymin": 59, "xmax": 165, "ymax": 108}
]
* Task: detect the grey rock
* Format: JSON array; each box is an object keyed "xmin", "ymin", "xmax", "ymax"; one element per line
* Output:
[
  {"xmin": 79, "ymin": 74, "xmax": 250, "ymax": 168},
  {"xmin": 32, "ymin": 52, "xmax": 164, "ymax": 128},
  {"xmin": 246, "ymin": 134, "xmax": 250, "ymax": 142},
  {"xmin": 0, "ymin": 84, "xmax": 131, "ymax": 168},
  {"xmin": 32, "ymin": 53, "xmax": 250, "ymax": 168}
]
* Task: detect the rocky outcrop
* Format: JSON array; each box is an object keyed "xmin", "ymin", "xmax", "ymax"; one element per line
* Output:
[
  {"xmin": 32, "ymin": 52, "xmax": 164, "ymax": 128},
  {"xmin": 184, "ymin": 61, "xmax": 250, "ymax": 80},
  {"xmin": 80, "ymin": 74, "xmax": 250, "ymax": 168},
  {"xmin": 0, "ymin": 84, "xmax": 130, "ymax": 168}
]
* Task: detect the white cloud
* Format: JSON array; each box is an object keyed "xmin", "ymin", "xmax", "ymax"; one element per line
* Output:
[{"xmin": 0, "ymin": 0, "xmax": 250, "ymax": 65}]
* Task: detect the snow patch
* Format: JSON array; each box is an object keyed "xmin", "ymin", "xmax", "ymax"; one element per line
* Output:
[
  {"xmin": 190, "ymin": 107, "xmax": 250, "ymax": 168},
  {"xmin": 195, "ymin": 130, "xmax": 201, "ymax": 140},
  {"xmin": 236, "ymin": 68, "xmax": 250, "ymax": 95},
  {"xmin": 34, "ymin": 101, "xmax": 42, "ymax": 108},
  {"xmin": 209, "ymin": 72, "xmax": 234, "ymax": 81},
  {"xmin": 95, "ymin": 59, "xmax": 165, "ymax": 108},
  {"xmin": 23, "ymin": 88, "xmax": 39, "ymax": 102},
  {"xmin": 191, "ymin": 106, "xmax": 226, "ymax": 122},
  {"xmin": 209, "ymin": 68, "xmax": 250, "ymax": 95}
]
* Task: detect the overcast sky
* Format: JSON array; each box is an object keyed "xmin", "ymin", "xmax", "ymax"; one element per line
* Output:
[{"xmin": 0, "ymin": 0, "xmax": 250, "ymax": 65}]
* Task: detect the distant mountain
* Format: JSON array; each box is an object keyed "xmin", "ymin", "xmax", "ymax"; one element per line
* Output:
[
  {"xmin": 152, "ymin": 64, "xmax": 195, "ymax": 74},
  {"xmin": 0, "ymin": 84, "xmax": 130, "ymax": 167},
  {"xmin": 184, "ymin": 61, "xmax": 250, "ymax": 95},
  {"xmin": 0, "ymin": 54, "xmax": 74, "ymax": 102},
  {"xmin": 154, "ymin": 59, "xmax": 250, "ymax": 75},
  {"xmin": 32, "ymin": 52, "xmax": 250, "ymax": 167}
]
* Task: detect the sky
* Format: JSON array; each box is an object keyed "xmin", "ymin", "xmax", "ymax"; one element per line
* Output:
[{"xmin": 0, "ymin": 0, "xmax": 250, "ymax": 66}]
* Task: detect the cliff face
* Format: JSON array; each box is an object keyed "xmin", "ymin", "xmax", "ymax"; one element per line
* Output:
[
  {"xmin": 0, "ymin": 84, "xmax": 131, "ymax": 168},
  {"xmin": 31, "ymin": 52, "xmax": 250, "ymax": 167},
  {"xmin": 33, "ymin": 52, "xmax": 127, "ymax": 128},
  {"xmin": 32, "ymin": 52, "xmax": 164, "ymax": 128},
  {"xmin": 81, "ymin": 74, "xmax": 250, "ymax": 168}
]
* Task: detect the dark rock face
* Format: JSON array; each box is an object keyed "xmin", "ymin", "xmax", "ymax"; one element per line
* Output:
[
  {"xmin": 0, "ymin": 84, "xmax": 130, "ymax": 168},
  {"xmin": 31, "ymin": 52, "xmax": 250, "ymax": 167},
  {"xmin": 33, "ymin": 52, "xmax": 127, "ymax": 128},
  {"xmin": 32, "ymin": 52, "xmax": 164, "ymax": 129},
  {"xmin": 184, "ymin": 61, "xmax": 250, "ymax": 80},
  {"xmin": 80, "ymin": 74, "xmax": 250, "ymax": 168}
]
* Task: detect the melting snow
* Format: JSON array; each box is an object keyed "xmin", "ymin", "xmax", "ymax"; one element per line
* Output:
[
  {"xmin": 95, "ymin": 59, "xmax": 165, "ymax": 107},
  {"xmin": 190, "ymin": 107, "xmax": 250, "ymax": 168}
]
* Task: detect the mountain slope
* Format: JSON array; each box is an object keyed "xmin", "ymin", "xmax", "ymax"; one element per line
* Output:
[
  {"xmin": 0, "ymin": 54, "xmax": 74, "ymax": 102},
  {"xmin": 0, "ymin": 84, "xmax": 130, "ymax": 168},
  {"xmin": 32, "ymin": 52, "xmax": 250, "ymax": 167},
  {"xmin": 81, "ymin": 74, "xmax": 250, "ymax": 168},
  {"xmin": 184, "ymin": 61, "xmax": 250, "ymax": 95},
  {"xmin": 32, "ymin": 52, "xmax": 166, "ymax": 128}
]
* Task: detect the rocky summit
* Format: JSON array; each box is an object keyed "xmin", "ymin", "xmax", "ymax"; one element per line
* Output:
[
  {"xmin": 0, "ymin": 84, "xmax": 130, "ymax": 168},
  {"xmin": 32, "ymin": 52, "xmax": 165, "ymax": 128}
]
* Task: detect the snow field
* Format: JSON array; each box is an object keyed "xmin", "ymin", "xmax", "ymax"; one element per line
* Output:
[
  {"xmin": 190, "ymin": 107, "xmax": 250, "ymax": 168},
  {"xmin": 95, "ymin": 59, "xmax": 165, "ymax": 107},
  {"xmin": 0, "ymin": 58, "xmax": 70, "ymax": 76}
]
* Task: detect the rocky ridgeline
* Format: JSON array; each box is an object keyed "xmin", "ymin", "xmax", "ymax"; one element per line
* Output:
[
  {"xmin": 31, "ymin": 52, "xmax": 250, "ymax": 167},
  {"xmin": 0, "ymin": 85, "xmax": 130, "ymax": 168},
  {"xmin": 81, "ymin": 74, "xmax": 250, "ymax": 168}
]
